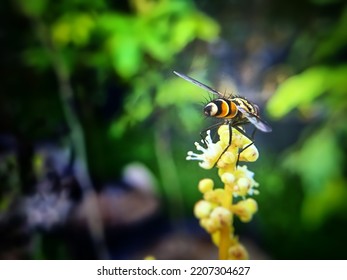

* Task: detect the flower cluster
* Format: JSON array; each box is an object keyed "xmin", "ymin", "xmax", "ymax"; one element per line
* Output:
[{"xmin": 187, "ymin": 124, "xmax": 260, "ymax": 260}]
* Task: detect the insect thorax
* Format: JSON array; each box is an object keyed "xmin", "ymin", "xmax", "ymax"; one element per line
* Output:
[{"xmin": 232, "ymin": 97, "xmax": 259, "ymax": 116}]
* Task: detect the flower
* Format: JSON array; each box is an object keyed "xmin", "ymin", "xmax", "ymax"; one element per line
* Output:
[
  {"xmin": 186, "ymin": 130, "xmax": 225, "ymax": 169},
  {"xmin": 220, "ymin": 165, "xmax": 259, "ymax": 197},
  {"xmin": 186, "ymin": 125, "xmax": 259, "ymax": 169},
  {"xmin": 187, "ymin": 124, "xmax": 263, "ymax": 259}
]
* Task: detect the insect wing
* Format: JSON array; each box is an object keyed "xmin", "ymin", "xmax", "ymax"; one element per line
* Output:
[
  {"xmin": 173, "ymin": 71, "xmax": 221, "ymax": 97},
  {"xmin": 237, "ymin": 106, "xmax": 272, "ymax": 132}
]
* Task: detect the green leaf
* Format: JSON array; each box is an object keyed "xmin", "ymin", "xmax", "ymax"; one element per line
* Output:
[
  {"xmin": 267, "ymin": 65, "xmax": 347, "ymax": 118},
  {"xmin": 16, "ymin": 0, "xmax": 48, "ymax": 17},
  {"xmin": 170, "ymin": 14, "xmax": 200, "ymax": 51},
  {"xmin": 140, "ymin": 17, "xmax": 174, "ymax": 61},
  {"xmin": 109, "ymin": 115, "xmax": 129, "ymax": 138},
  {"xmin": 283, "ymin": 128, "xmax": 342, "ymax": 193},
  {"xmin": 267, "ymin": 67, "xmax": 330, "ymax": 118},
  {"xmin": 97, "ymin": 13, "xmax": 133, "ymax": 34},
  {"xmin": 125, "ymin": 93, "xmax": 152, "ymax": 123},
  {"xmin": 71, "ymin": 14, "xmax": 95, "ymax": 46},
  {"xmin": 107, "ymin": 34, "xmax": 142, "ymax": 78},
  {"xmin": 156, "ymin": 75, "xmax": 207, "ymax": 107},
  {"xmin": 177, "ymin": 105, "xmax": 203, "ymax": 133},
  {"xmin": 301, "ymin": 178, "xmax": 347, "ymax": 229},
  {"xmin": 51, "ymin": 13, "xmax": 95, "ymax": 48},
  {"xmin": 194, "ymin": 12, "xmax": 220, "ymax": 41},
  {"xmin": 98, "ymin": 14, "xmax": 143, "ymax": 77},
  {"xmin": 51, "ymin": 22, "xmax": 70, "ymax": 48}
]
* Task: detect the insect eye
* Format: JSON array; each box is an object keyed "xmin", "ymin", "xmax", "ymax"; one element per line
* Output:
[
  {"xmin": 204, "ymin": 105, "xmax": 212, "ymax": 116},
  {"xmin": 204, "ymin": 103, "xmax": 217, "ymax": 116}
]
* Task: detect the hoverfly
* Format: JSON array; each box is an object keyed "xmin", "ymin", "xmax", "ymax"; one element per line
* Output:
[{"xmin": 173, "ymin": 71, "xmax": 272, "ymax": 163}]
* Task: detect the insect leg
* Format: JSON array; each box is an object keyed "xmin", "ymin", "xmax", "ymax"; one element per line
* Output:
[
  {"xmin": 199, "ymin": 121, "xmax": 224, "ymax": 146},
  {"xmin": 213, "ymin": 122, "xmax": 233, "ymax": 167},
  {"xmin": 198, "ymin": 121, "xmax": 233, "ymax": 167},
  {"xmin": 232, "ymin": 126, "xmax": 257, "ymax": 165}
]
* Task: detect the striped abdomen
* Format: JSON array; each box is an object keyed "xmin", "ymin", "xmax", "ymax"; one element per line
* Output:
[{"xmin": 204, "ymin": 97, "xmax": 259, "ymax": 119}]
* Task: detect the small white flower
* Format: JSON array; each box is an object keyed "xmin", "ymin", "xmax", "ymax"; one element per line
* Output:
[
  {"xmin": 186, "ymin": 130, "xmax": 224, "ymax": 169},
  {"xmin": 232, "ymin": 165, "xmax": 259, "ymax": 197}
]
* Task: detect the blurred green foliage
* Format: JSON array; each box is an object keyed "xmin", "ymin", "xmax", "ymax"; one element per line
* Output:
[
  {"xmin": 13, "ymin": 0, "xmax": 220, "ymax": 175},
  {"xmin": 3, "ymin": 0, "xmax": 347, "ymax": 260},
  {"xmin": 1, "ymin": 0, "xmax": 222, "ymax": 259},
  {"xmin": 267, "ymin": 66, "xmax": 347, "ymax": 118},
  {"xmin": 263, "ymin": 0, "xmax": 347, "ymax": 258},
  {"xmin": 20, "ymin": 0, "xmax": 219, "ymax": 79},
  {"xmin": 10, "ymin": 0, "xmax": 219, "ymax": 219}
]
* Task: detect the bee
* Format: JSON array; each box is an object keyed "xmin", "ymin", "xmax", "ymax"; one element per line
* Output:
[{"xmin": 173, "ymin": 71, "xmax": 272, "ymax": 162}]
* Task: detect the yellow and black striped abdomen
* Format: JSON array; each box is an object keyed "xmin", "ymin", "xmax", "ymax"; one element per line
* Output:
[{"xmin": 203, "ymin": 98, "xmax": 238, "ymax": 119}]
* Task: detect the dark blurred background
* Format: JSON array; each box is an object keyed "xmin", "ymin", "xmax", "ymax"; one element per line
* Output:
[{"xmin": 1, "ymin": 0, "xmax": 347, "ymax": 260}]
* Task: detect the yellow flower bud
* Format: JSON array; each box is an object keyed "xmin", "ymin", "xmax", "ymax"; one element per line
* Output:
[
  {"xmin": 194, "ymin": 200, "xmax": 214, "ymax": 219},
  {"xmin": 231, "ymin": 198, "xmax": 258, "ymax": 222},
  {"xmin": 217, "ymin": 125, "xmax": 230, "ymax": 146},
  {"xmin": 231, "ymin": 165, "xmax": 259, "ymax": 197},
  {"xmin": 218, "ymin": 150, "xmax": 237, "ymax": 168},
  {"xmin": 203, "ymin": 189, "xmax": 225, "ymax": 204},
  {"xmin": 210, "ymin": 206, "xmax": 232, "ymax": 227},
  {"xmin": 231, "ymin": 131, "xmax": 244, "ymax": 147},
  {"xmin": 198, "ymin": 178, "xmax": 214, "ymax": 193},
  {"xmin": 221, "ymin": 172, "xmax": 235, "ymax": 185},
  {"xmin": 235, "ymin": 177, "xmax": 251, "ymax": 196},
  {"xmin": 239, "ymin": 144, "xmax": 259, "ymax": 162},
  {"xmin": 200, "ymin": 217, "xmax": 220, "ymax": 233},
  {"xmin": 237, "ymin": 177, "xmax": 250, "ymax": 188},
  {"xmin": 228, "ymin": 243, "xmax": 249, "ymax": 260}
]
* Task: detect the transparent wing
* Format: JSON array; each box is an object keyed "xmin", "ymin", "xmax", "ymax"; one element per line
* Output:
[
  {"xmin": 237, "ymin": 106, "xmax": 272, "ymax": 132},
  {"xmin": 173, "ymin": 71, "xmax": 221, "ymax": 97}
]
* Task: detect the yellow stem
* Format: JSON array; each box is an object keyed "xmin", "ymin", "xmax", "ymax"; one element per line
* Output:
[
  {"xmin": 218, "ymin": 186, "xmax": 233, "ymax": 260},
  {"xmin": 218, "ymin": 224, "xmax": 230, "ymax": 259}
]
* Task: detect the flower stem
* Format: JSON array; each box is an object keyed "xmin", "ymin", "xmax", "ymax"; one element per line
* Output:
[
  {"xmin": 219, "ymin": 188, "xmax": 233, "ymax": 260},
  {"xmin": 219, "ymin": 224, "xmax": 230, "ymax": 259}
]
